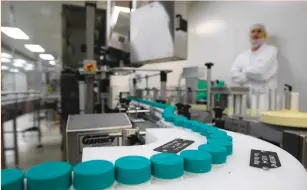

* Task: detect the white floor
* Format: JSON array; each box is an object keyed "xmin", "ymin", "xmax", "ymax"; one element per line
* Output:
[{"xmin": 2, "ymin": 113, "xmax": 62, "ymax": 170}]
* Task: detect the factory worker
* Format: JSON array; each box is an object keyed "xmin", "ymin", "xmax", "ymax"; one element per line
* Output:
[{"xmin": 230, "ymin": 24, "xmax": 278, "ymax": 93}]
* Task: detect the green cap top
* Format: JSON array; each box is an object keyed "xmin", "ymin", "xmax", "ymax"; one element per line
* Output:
[{"xmin": 1, "ymin": 169, "xmax": 24, "ymax": 190}]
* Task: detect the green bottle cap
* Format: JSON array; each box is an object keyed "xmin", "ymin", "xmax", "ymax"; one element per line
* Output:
[
  {"xmin": 73, "ymin": 160, "xmax": 114, "ymax": 190},
  {"xmin": 164, "ymin": 114, "xmax": 176, "ymax": 122},
  {"xmin": 180, "ymin": 150, "xmax": 212, "ymax": 173},
  {"xmin": 26, "ymin": 161, "xmax": 72, "ymax": 190},
  {"xmin": 151, "ymin": 153, "xmax": 184, "ymax": 179},
  {"xmin": 208, "ymin": 139, "xmax": 233, "ymax": 156},
  {"xmin": 207, "ymin": 129, "xmax": 227, "ymax": 137},
  {"xmin": 190, "ymin": 121, "xmax": 200, "ymax": 132},
  {"xmin": 173, "ymin": 116, "xmax": 186, "ymax": 127},
  {"xmin": 115, "ymin": 156, "xmax": 151, "ymax": 185},
  {"xmin": 1, "ymin": 169, "xmax": 24, "ymax": 190},
  {"xmin": 208, "ymin": 134, "xmax": 233, "ymax": 142},
  {"xmin": 198, "ymin": 144, "xmax": 227, "ymax": 164},
  {"xmin": 198, "ymin": 124, "xmax": 208, "ymax": 135},
  {"xmin": 183, "ymin": 120, "xmax": 194, "ymax": 129}
]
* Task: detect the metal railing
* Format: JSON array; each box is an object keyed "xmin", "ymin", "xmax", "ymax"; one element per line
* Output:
[{"xmin": 1, "ymin": 90, "xmax": 43, "ymax": 169}]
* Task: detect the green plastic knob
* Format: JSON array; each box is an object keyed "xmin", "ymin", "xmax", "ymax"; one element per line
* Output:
[
  {"xmin": 198, "ymin": 144, "xmax": 227, "ymax": 164},
  {"xmin": 115, "ymin": 156, "xmax": 151, "ymax": 185},
  {"xmin": 73, "ymin": 160, "xmax": 114, "ymax": 190},
  {"xmin": 150, "ymin": 153, "xmax": 184, "ymax": 179},
  {"xmin": 26, "ymin": 161, "xmax": 72, "ymax": 190},
  {"xmin": 180, "ymin": 150, "xmax": 212, "ymax": 173},
  {"xmin": 208, "ymin": 139, "xmax": 233, "ymax": 156},
  {"xmin": 1, "ymin": 169, "xmax": 24, "ymax": 190}
]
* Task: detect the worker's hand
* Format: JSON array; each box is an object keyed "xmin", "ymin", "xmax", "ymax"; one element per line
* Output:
[{"xmin": 232, "ymin": 72, "xmax": 247, "ymax": 84}]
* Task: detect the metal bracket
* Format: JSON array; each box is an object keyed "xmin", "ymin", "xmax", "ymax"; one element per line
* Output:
[{"xmin": 176, "ymin": 14, "xmax": 188, "ymax": 32}]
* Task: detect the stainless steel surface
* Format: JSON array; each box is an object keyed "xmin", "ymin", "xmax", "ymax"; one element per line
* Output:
[
  {"xmin": 161, "ymin": 81, "xmax": 167, "ymax": 100},
  {"xmin": 86, "ymin": 4, "xmax": 95, "ymax": 60},
  {"xmin": 106, "ymin": 0, "xmax": 111, "ymax": 46},
  {"xmin": 135, "ymin": 89, "xmax": 143, "ymax": 99},
  {"xmin": 241, "ymin": 94, "xmax": 247, "ymax": 116},
  {"xmin": 110, "ymin": 67, "xmax": 173, "ymax": 73},
  {"xmin": 79, "ymin": 81, "xmax": 85, "ymax": 113},
  {"xmin": 85, "ymin": 77, "xmax": 94, "ymax": 113},
  {"xmin": 235, "ymin": 95, "xmax": 241, "ymax": 115},
  {"xmin": 66, "ymin": 113, "xmax": 132, "ymax": 165},
  {"xmin": 1, "ymin": 91, "xmax": 41, "ymax": 106},
  {"xmin": 126, "ymin": 110, "xmax": 150, "ymax": 113},
  {"xmin": 67, "ymin": 113, "xmax": 131, "ymax": 131},
  {"xmin": 185, "ymin": 77, "xmax": 198, "ymax": 104},
  {"xmin": 211, "ymin": 86, "xmax": 249, "ymax": 95},
  {"xmin": 84, "ymin": 4, "xmax": 95, "ymax": 113},
  {"xmin": 227, "ymin": 94, "xmax": 234, "ymax": 116},
  {"xmin": 153, "ymin": 88, "xmax": 158, "ymax": 101},
  {"xmin": 1, "ymin": 114, "xmax": 5, "ymax": 168},
  {"xmin": 182, "ymin": 66, "xmax": 205, "ymax": 79},
  {"xmin": 206, "ymin": 67, "xmax": 212, "ymax": 111},
  {"xmin": 284, "ymin": 91, "xmax": 291, "ymax": 110},
  {"xmin": 130, "ymin": 1, "xmax": 188, "ymax": 64},
  {"xmin": 109, "ymin": 11, "xmax": 130, "ymax": 52}
]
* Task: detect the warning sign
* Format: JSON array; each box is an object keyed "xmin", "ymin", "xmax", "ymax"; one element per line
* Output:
[{"xmin": 83, "ymin": 60, "xmax": 97, "ymax": 74}]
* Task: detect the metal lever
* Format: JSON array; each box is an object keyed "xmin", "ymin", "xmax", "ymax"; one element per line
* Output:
[{"xmin": 205, "ymin": 62, "xmax": 214, "ymax": 112}]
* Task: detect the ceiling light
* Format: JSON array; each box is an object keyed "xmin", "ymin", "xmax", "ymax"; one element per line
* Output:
[
  {"xmin": 13, "ymin": 62, "xmax": 24, "ymax": 67},
  {"xmin": 24, "ymin": 44, "xmax": 45, "ymax": 53},
  {"xmin": 24, "ymin": 64, "xmax": 34, "ymax": 71},
  {"xmin": 39, "ymin": 54, "xmax": 54, "ymax": 60},
  {"xmin": 1, "ymin": 65, "xmax": 9, "ymax": 70},
  {"xmin": 1, "ymin": 53, "xmax": 12, "ymax": 58},
  {"xmin": 14, "ymin": 59, "xmax": 26, "ymax": 64},
  {"xmin": 10, "ymin": 68, "xmax": 19, "ymax": 73},
  {"xmin": 49, "ymin": 60, "xmax": 56, "ymax": 65},
  {"xmin": 1, "ymin": 58, "xmax": 11, "ymax": 63},
  {"xmin": 1, "ymin": 27, "xmax": 29, "ymax": 40}
]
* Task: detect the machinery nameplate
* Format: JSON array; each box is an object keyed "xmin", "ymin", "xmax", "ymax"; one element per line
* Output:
[{"xmin": 78, "ymin": 133, "xmax": 115, "ymax": 153}]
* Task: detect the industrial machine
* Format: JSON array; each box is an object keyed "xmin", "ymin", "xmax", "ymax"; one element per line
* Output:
[{"xmin": 60, "ymin": 0, "xmax": 307, "ymax": 168}]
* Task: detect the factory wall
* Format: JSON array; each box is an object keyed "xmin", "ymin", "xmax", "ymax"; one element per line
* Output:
[
  {"xmin": 2, "ymin": 71, "xmax": 28, "ymax": 92},
  {"xmin": 136, "ymin": 1, "xmax": 307, "ymax": 111}
]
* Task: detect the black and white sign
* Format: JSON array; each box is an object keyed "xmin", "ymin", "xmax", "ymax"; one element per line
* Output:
[
  {"xmin": 78, "ymin": 133, "xmax": 115, "ymax": 153},
  {"xmin": 250, "ymin": 149, "xmax": 281, "ymax": 170},
  {"xmin": 154, "ymin": 138, "xmax": 194, "ymax": 153}
]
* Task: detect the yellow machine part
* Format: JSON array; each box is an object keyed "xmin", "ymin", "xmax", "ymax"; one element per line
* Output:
[
  {"xmin": 260, "ymin": 110, "xmax": 307, "ymax": 128},
  {"xmin": 175, "ymin": 104, "xmax": 307, "ymax": 128}
]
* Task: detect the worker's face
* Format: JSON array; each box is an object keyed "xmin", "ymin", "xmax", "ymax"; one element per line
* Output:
[{"xmin": 250, "ymin": 27, "xmax": 264, "ymax": 41}]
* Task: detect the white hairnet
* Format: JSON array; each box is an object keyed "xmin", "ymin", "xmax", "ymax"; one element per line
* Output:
[{"xmin": 250, "ymin": 24, "xmax": 267, "ymax": 34}]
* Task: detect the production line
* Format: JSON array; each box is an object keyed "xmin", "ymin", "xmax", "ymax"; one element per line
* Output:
[
  {"xmin": 3, "ymin": 97, "xmax": 307, "ymax": 190},
  {"xmin": 2, "ymin": 1, "xmax": 307, "ymax": 190}
]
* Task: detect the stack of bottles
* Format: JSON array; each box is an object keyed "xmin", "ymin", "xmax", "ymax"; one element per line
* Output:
[{"xmin": 1, "ymin": 96, "xmax": 233, "ymax": 190}]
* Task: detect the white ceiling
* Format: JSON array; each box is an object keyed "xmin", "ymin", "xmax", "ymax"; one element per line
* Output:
[{"xmin": 1, "ymin": 1, "xmax": 110, "ymax": 64}]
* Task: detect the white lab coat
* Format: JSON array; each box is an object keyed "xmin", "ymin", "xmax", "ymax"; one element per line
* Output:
[{"xmin": 231, "ymin": 44, "xmax": 278, "ymax": 93}]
